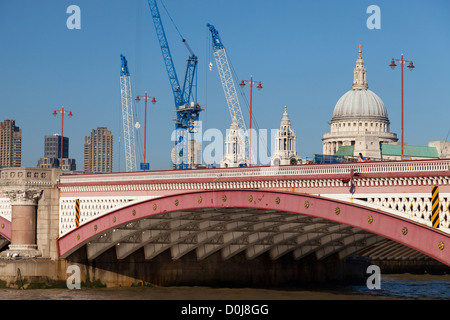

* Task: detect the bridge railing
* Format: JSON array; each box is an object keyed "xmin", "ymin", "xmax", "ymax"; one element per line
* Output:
[{"xmin": 59, "ymin": 159, "xmax": 450, "ymax": 185}]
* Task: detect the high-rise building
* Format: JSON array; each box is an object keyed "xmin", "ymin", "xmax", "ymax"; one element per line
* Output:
[
  {"xmin": 44, "ymin": 134, "xmax": 68, "ymax": 159},
  {"xmin": 37, "ymin": 134, "xmax": 76, "ymax": 171},
  {"xmin": 0, "ymin": 119, "xmax": 22, "ymax": 168},
  {"xmin": 84, "ymin": 127, "xmax": 113, "ymax": 173}
]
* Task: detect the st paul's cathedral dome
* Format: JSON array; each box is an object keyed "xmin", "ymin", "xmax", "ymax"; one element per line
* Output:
[{"xmin": 322, "ymin": 45, "xmax": 398, "ymax": 160}]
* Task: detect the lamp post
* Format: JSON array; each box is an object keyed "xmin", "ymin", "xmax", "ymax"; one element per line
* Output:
[
  {"xmin": 53, "ymin": 106, "xmax": 73, "ymax": 171},
  {"xmin": 389, "ymin": 54, "xmax": 415, "ymax": 159},
  {"xmin": 239, "ymin": 76, "xmax": 262, "ymax": 166},
  {"xmin": 135, "ymin": 92, "xmax": 156, "ymax": 170}
]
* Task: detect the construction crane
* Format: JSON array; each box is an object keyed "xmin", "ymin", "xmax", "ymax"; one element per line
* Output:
[
  {"xmin": 119, "ymin": 54, "xmax": 137, "ymax": 172},
  {"xmin": 207, "ymin": 23, "xmax": 248, "ymax": 161},
  {"xmin": 147, "ymin": 0, "xmax": 202, "ymax": 169}
]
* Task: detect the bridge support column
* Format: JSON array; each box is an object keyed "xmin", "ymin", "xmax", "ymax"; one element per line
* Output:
[{"xmin": 1, "ymin": 189, "xmax": 42, "ymax": 258}]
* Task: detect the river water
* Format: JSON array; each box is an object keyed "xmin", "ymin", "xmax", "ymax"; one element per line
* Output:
[
  {"xmin": 0, "ymin": 273, "xmax": 448, "ymax": 300},
  {"xmin": 0, "ymin": 274, "xmax": 447, "ymax": 318}
]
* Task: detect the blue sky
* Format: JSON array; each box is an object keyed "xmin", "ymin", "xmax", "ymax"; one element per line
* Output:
[{"xmin": 1, "ymin": 0, "xmax": 449, "ymax": 171}]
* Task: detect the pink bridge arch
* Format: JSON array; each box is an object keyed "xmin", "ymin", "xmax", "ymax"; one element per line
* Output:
[
  {"xmin": 0, "ymin": 216, "xmax": 11, "ymax": 242},
  {"xmin": 58, "ymin": 190, "xmax": 450, "ymax": 266}
]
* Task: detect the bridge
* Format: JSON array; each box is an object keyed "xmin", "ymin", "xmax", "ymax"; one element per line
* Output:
[{"xmin": 0, "ymin": 159, "xmax": 449, "ymax": 286}]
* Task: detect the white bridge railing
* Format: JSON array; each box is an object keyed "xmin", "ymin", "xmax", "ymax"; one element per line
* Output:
[{"xmin": 59, "ymin": 159, "xmax": 450, "ymax": 185}]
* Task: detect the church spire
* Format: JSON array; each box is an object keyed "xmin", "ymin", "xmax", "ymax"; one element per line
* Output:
[
  {"xmin": 352, "ymin": 44, "xmax": 368, "ymax": 90},
  {"xmin": 281, "ymin": 105, "xmax": 291, "ymax": 125}
]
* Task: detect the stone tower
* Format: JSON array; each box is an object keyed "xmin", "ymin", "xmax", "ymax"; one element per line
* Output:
[{"xmin": 270, "ymin": 106, "xmax": 300, "ymax": 166}]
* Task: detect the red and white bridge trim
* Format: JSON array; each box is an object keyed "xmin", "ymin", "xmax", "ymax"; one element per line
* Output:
[{"xmin": 57, "ymin": 190, "xmax": 450, "ymax": 266}]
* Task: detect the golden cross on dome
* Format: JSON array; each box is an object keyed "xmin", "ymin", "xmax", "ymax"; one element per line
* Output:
[
  {"xmin": 284, "ymin": 105, "xmax": 287, "ymax": 113},
  {"xmin": 358, "ymin": 44, "xmax": 362, "ymax": 59}
]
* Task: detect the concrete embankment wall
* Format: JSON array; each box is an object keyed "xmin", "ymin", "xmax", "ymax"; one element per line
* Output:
[
  {"xmin": 1, "ymin": 248, "xmax": 448, "ymax": 288},
  {"xmin": 0, "ymin": 249, "xmax": 370, "ymax": 288}
]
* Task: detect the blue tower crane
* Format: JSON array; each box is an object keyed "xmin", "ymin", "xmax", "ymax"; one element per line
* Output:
[
  {"xmin": 119, "ymin": 54, "xmax": 137, "ymax": 172},
  {"xmin": 147, "ymin": 0, "xmax": 202, "ymax": 169}
]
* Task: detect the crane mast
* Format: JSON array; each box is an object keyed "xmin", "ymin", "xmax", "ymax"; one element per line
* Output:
[
  {"xmin": 148, "ymin": 0, "xmax": 202, "ymax": 169},
  {"xmin": 119, "ymin": 54, "xmax": 137, "ymax": 172},
  {"xmin": 207, "ymin": 23, "xmax": 248, "ymax": 160}
]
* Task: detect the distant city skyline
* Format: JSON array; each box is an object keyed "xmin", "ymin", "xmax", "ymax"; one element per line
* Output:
[{"xmin": 1, "ymin": 0, "xmax": 449, "ymax": 171}]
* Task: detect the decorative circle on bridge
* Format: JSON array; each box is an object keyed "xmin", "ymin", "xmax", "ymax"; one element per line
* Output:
[
  {"xmin": 77, "ymin": 234, "xmax": 80, "ymax": 240},
  {"xmin": 1, "ymin": 223, "xmax": 3, "ymax": 229},
  {"xmin": 113, "ymin": 216, "xmax": 116, "ymax": 223},
  {"xmin": 248, "ymin": 195, "xmax": 253, "ymax": 202},
  {"xmin": 198, "ymin": 196, "xmax": 202, "ymax": 204},
  {"xmin": 438, "ymin": 241, "xmax": 445, "ymax": 251},
  {"xmin": 275, "ymin": 197, "xmax": 280, "ymax": 204},
  {"xmin": 368, "ymin": 216, "xmax": 373, "ymax": 224},
  {"xmin": 94, "ymin": 225, "xmax": 97, "ymax": 231},
  {"xmin": 153, "ymin": 204, "xmax": 157, "ymax": 210},
  {"xmin": 175, "ymin": 199, "xmax": 179, "ymax": 206},
  {"xmin": 132, "ymin": 209, "xmax": 136, "ymax": 216},
  {"xmin": 335, "ymin": 207, "xmax": 341, "ymax": 215},
  {"xmin": 222, "ymin": 195, "xmax": 227, "ymax": 202},
  {"xmin": 304, "ymin": 201, "xmax": 309, "ymax": 209},
  {"xmin": 402, "ymin": 227, "xmax": 408, "ymax": 235}
]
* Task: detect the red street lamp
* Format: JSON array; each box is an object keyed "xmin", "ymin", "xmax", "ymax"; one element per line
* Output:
[
  {"xmin": 389, "ymin": 54, "xmax": 415, "ymax": 160},
  {"xmin": 135, "ymin": 92, "xmax": 156, "ymax": 169},
  {"xmin": 53, "ymin": 106, "xmax": 73, "ymax": 171},
  {"xmin": 239, "ymin": 76, "xmax": 262, "ymax": 166}
]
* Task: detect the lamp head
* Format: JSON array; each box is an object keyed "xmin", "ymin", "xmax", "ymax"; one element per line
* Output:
[{"xmin": 389, "ymin": 59, "xmax": 397, "ymax": 70}]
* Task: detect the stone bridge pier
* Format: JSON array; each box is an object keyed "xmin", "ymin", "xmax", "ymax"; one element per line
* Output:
[
  {"xmin": 2, "ymin": 188, "xmax": 42, "ymax": 257},
  {"xmin": 0, "ymin": 167, "xmax": 61, "ymax": 259}
]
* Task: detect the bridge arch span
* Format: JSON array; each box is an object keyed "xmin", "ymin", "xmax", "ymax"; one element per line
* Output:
[
  {"xmin": 0, "ymin": 217, "xmax": 11, "ymax": 252},
  {"xmin": 0, "ymin": 216, "xmax": 11, "ymax": 242},
  {"xmin": 58, "ymin": 190, "xmax": 450, "ymax": 266}
]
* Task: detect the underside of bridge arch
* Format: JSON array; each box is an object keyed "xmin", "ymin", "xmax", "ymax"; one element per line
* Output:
[
  {"xmin": 59, "ymin": 190, "xmax": 450, "ymax": 286},
  {"xmin": 0, "ymin": 217, "xmax": 11, "ymax": 251},
  {"xmin": 81, "ymin": 207, "xmax": 382, "ymax": 262},
  {"xmin": 0, "ymin": 237, "xmax": 9, "ymax": 252}
]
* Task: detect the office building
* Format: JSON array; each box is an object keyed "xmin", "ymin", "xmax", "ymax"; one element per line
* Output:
[
  {"xmin": 84, "ymin": 127, "xmax": 113, "ymax": 173},
  {"xmin": 0, "ymin": 119, "xmax": 22, "ymax": 168}
]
